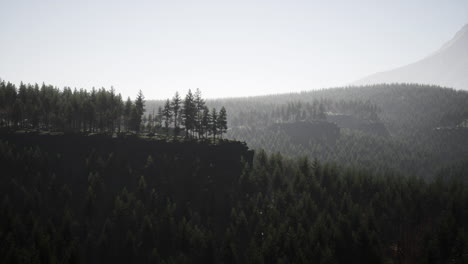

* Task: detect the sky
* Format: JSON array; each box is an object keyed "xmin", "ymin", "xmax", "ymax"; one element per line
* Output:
[{"xmin": 0, "ymin": 0, "xmax": 467, "ymax": 100}]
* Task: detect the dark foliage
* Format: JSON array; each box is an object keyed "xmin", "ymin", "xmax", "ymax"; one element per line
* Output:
[
  {"xmin": 0, "ymin": 80, "xmax": 228, "ymax": 140},
  {"xmin": 148, "ymin": 84, "xmax": 468, "ymax": 180},
  {"xmin": 0, "ymin": 134, "xmax": 466, "ymax": 263}
]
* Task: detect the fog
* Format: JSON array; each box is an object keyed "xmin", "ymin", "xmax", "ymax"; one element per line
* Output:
[{"xmin": 0, "ymin": 0, "xmax": 467, "ymax": 99}]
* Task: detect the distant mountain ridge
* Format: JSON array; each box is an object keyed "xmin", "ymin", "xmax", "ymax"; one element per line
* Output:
[{"xmin": 353, "ymin": 24, "xmax": 468, "ymax": 90}]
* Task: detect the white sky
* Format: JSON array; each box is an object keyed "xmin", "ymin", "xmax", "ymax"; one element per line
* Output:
[{"xmin": 0, "ymin": 0, "xmax": 467, "ymax": 99}]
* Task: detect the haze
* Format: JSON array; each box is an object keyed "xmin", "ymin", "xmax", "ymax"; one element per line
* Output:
[{"xmin": 1, "ymin": 0, "xmax": 467, "ymax": 99}]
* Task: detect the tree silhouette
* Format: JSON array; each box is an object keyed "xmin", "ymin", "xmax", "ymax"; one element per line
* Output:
[
  {"xmin": 134, "ymin": 90, "xmax": 145, "ymax": 132},
  {"xmin": 171, "ymin": 92, "xmax": 182, "ymax": 137},
  {"xmin": 183, "ymin": 90, "xmax": 196, "ymax": 138},
  {"xmin": 194, "ymin": 88, "xmax": 206, "ymax": 138},
  {"xmin": 210, "ymin": 108, "xmax": 218, "ymax": 141},
  {"xmin": 162, "ymin": 99, "xmax": 172, "ymax": 136},
  {"xmin": 201, "ymin": 106, "xmax": 210, "ymax": 139},
  {"xmin": 217, "ymin": 106, "xmax": 228, "ymax": 139}
]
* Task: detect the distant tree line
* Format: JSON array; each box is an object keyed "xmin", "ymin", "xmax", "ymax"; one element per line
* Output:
[
  {"xmin": 0, "ymin": 80, "xmax": 227, "ymax": 139},
  {"xmin": 208, "ymin": 98, "xmax": 382, "ymax": 128},
  {"xmin": 210, "ymin": 84, "xmax": 468, "ymax": 180}
]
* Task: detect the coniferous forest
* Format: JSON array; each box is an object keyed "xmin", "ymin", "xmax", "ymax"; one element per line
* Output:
[
  {"xmin": 0, "ymin": 81, "xmax": 227, "ymax": 140},
  {"xmin": 1, "ymin": 80, "xmax": 468, "ymax": 263}
]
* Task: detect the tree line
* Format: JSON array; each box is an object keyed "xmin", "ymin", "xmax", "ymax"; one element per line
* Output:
[
  {"xmin": 143, "ymin": 89, "xmax": 227, "ymax": 140},
  {"xmin": 0, "ymin": 80, "xmax": 228, "ymax": 139},
  {"xmin": 225, "ymin": 99, "xmax": 380, "ymax": 129},
  {"xmin": 0, "ymin": 80, "xmax": 145, "ymax": 133}
]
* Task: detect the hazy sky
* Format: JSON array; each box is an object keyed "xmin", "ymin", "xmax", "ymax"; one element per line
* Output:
[{"xmin": 1, "ymin": 0, "xmax": 467, "ymax": 99}]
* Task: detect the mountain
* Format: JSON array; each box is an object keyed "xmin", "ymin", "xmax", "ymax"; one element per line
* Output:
[{"xmin": 353, "ymin": 24, "xmax": 468, "ymax": 90}]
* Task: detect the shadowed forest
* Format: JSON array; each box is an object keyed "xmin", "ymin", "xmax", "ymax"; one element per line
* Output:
[{"xmin": 1, "ymin": 80, "xmax": 467, "ymax": 263}]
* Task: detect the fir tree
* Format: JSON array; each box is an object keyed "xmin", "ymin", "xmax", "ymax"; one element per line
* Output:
[
  {"xmin": 162, "ymin": 99, "xmax": 172, "ymax": 136},
  {"xmin": 171, "ymin": 92, "xmax": 182, "ymax": 137},
  {"xmin": 183, "ymin": 90, "xmax": 196, "ymax": 138},
  {"xmin": 194, "ymin": 88, "xmax": 205, "ymax": 138},
  {"xmin": 134, "ymin": 90, "xmax": 145, "ymax": 132},
  {"xmin": 217, "ymin": 106, "xmax": 228, "ymax": 139},
  {"xmin": 210, "ymin": 108, "xmax": 218, "ymax": 141}
]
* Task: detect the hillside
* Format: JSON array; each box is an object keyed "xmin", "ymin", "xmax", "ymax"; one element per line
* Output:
[
  {"xmin": 2, "ymin": 81, "xmax": 468, "ymax": 262},
  {"xmin": 189, "ymin": 84, "xmax": 468, "ymax": 179},
  {"xmin": 353, "ymin": 24, "xmax": 468, "ymax": 90},
  {"xmin": 203, "ymin": 84, "xmax": 468, "ymax": 135},
  {"xmin": 1, "ymin": 134, "xmax": 467, "ymax": 263}
]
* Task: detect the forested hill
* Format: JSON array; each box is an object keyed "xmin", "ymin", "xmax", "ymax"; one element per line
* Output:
[
  {"xmin": 1, "ymin": 81, "xmax": 467, "ymax": 262},
  {"xmin": 1, "ymin": 132, "xmax": 467, "ymax": 263},
  {"xmin": 149, "ymin": 84, "xmax": 468, "ymax": 137},
  {"xmin": 146, "ymin": 84, "xmax": 468, "ymax": 180},
  {"xmin": 204, "ymin": 84, "xmax": 468, "ymax": 135}
]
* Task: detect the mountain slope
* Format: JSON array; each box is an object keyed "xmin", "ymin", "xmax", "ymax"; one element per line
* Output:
[
  {"xmin": 353, "ymin": 24, "xmax": 468, "ymax": 90},
  {"xmin": 200, "ymin": 84, "xmax": 468, "ymax": 179}
]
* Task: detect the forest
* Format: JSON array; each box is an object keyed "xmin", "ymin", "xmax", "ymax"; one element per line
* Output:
[
  {"xmin": 0, "ymin": 133, "xmax": 467, "ymax": 263},
  {"xmin": 150, "ymin": 84, "xmax": 468, "ymax": 181},
  {"xmin": 0, "ymin": 80, "xmax": 467, "ymax": 263},
  {"xmin": 0, "ymin": 81, "xmax": 227, "ymax": 140}
]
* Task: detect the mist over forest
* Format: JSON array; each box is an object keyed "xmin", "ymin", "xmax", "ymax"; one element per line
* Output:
[{"xmin": 1, "ymin": 1, "xmax": 468, "ymax": 263}]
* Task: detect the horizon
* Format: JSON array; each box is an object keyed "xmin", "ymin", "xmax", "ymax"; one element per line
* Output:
[{"xmin": 1, "ymin": 0, "xmax": 467, "ymax": 100}]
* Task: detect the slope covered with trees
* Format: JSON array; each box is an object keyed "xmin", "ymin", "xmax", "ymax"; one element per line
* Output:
[
  {"xmin": 145, "ymin": 84, "xmax": 467, "ymax": 180},
  {"xmin": 1, "ymin": 79, "xmax": 467, "ymax": 263},
  {"xmin": 0, "ymin": 134, "xmax": 467, "ymax": 263}
]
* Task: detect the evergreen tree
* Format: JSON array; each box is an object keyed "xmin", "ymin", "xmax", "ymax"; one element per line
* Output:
[
  {"xmin": 134, "ymin": 90, "xmax": 145, "ymax": 132},
  {"xmin": 156, "ymin": 106, "xmax": 163, "ymax": 131},
  {"xmin": 171, "ymin": 92, "xmax": 182, "ymax": 137},
  {"xmin": 194, "ymin": 88, "xmax": 205, "ymax": 138},
  {"xmin": 200, "ymin": 106, "xmax": 210, "ymax": 139},
  {"xmin": 217, "ymin": 106, "xmax": 227, "ymax": 139},
  {"xmin": 210, "ymin": 108, "xmax": 218, "ymax": 141},
  {"xmin": 124, "ymin": 98, "xmax": 133, "ymax": 132},
  {"xmin": 183, "ymin": 90, "xmax": 196, "ymax": 138},
  {"xmin": 162, "ymin": 99, "xmax": 172, "ymax": 136}
]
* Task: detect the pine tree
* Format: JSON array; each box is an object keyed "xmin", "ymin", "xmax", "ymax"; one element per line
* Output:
[
  {"xmin": 124, "ymin": 97, "xmax": 133, "ymax": 132},
  {"xmin": 194, "ymin": 88, "xmax": 205, "ymax": 138},
  {"xmin": 183, "ymin": 90, "xmax": 196, "ymax": 138},
  {"xmin": 217, "ymin": 106, "xmax": 227, "ymax": 139},
  {"xmin": 201, "ymin": 106, "xmax": 210, "ymax": 139},
  {"xmin": 171, "ymin": 92, "xmax": 182, "ymax": 137},
  {"xmin": 210, "ymin": 108, "xmax": 218, "ymax": 141},
  {"xmin": 162, "ymin": 99, "xmax": 172, "ymax": 136},
  {"xmin": 134, "ymin": 90, "xmax": 145, "ymax": 133},
  {"xmin": 156, "ymin": 106, "xmax": 163, "ymax": 131}
]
